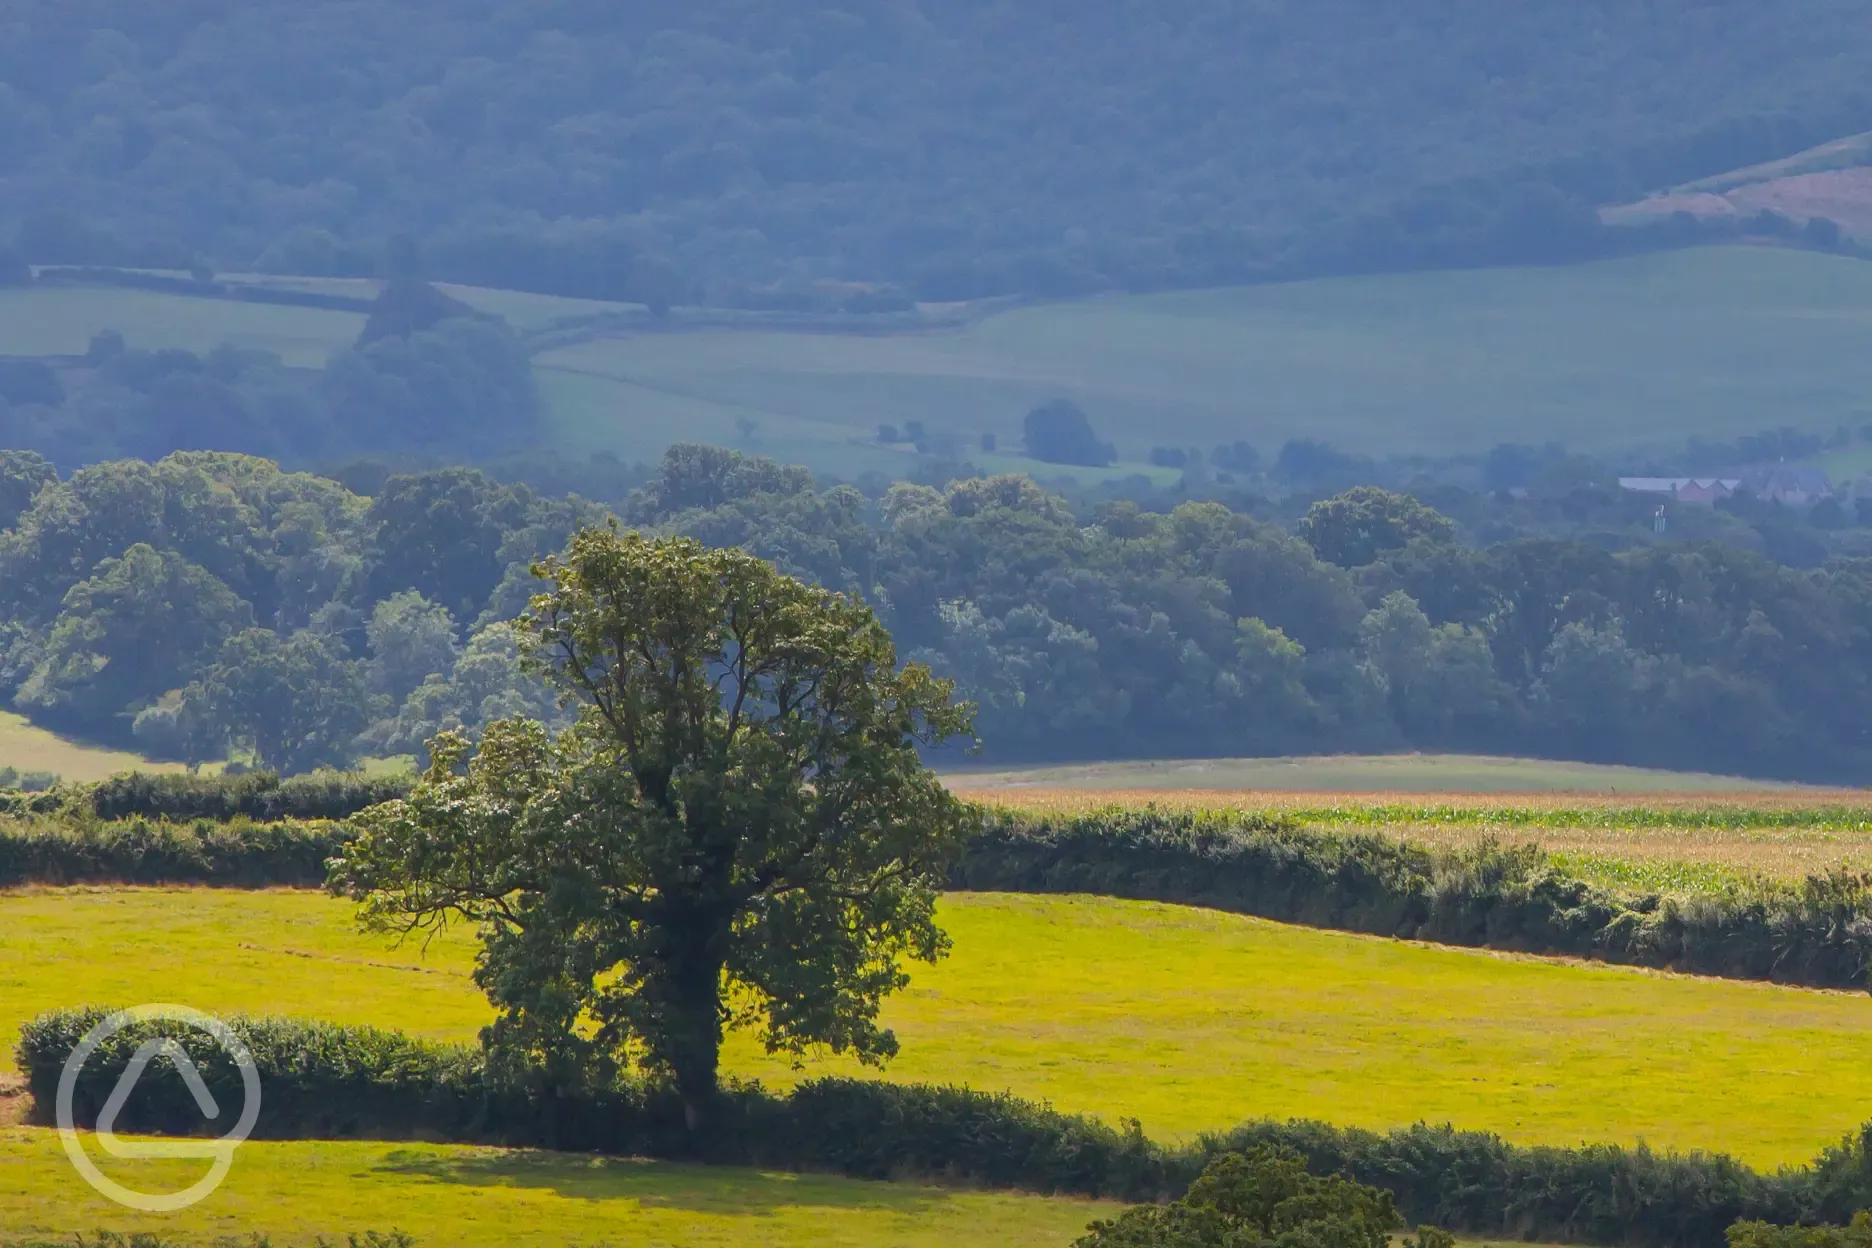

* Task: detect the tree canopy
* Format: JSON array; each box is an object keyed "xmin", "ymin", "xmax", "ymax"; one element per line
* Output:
[{"xmin": 331, "ymin": 527, "xmax": 977, "ymax": 1122}]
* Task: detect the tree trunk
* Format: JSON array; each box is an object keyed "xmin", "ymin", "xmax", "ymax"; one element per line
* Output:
[{"xmin": 664, "ymin": 937, "xmax": 726, "ymax": 1136}]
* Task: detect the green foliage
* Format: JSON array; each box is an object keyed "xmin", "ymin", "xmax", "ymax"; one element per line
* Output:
[
  {"xmin": 83, "ymin": 769, "xmax": 411, "ymax": 822},
  {"xmin": 365, "ymin": 591, "xmax": 459, "ymax": 703},
  {"xmin": 332, "ymin": 529, "xmax": 978, "ymax": 1118},
  {"xmin": 0, "ymin": 814, "xmax": 343, "ymax": 887},
  {"xmin": 1731, "ymin": 1212, "xmax": 1872, "ymax": 1248},
  {"xmin": 1300, "ymin": 488, "xmax": 1457, "ymax": 570},
  {"xmin": 1075, "ymin": 1147, "xmax": 1406, "ymax": 1248},
  {"xmin": 184, "ymin": 628, "xmax": 376, "ymax": 774},
  {"xmin": 14, "ymin": 542, "xmax": 252, "ymax": 727}
]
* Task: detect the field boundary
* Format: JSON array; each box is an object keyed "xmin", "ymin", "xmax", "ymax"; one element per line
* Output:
[{"xmin": 16, "ymin": 1007, "xmax": 1865, "ymax": 1248}]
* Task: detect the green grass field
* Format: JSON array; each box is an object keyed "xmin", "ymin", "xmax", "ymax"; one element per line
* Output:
[
  {"xmin": 14, "ymin": 246, "xmax": 1872, "ymax": 478},
  {"xmin": 0, "ymin": 713, "xmax": 177, "ymax": 784},
  {"xmin": 535, "ymin": 247, "xmax": 1872, "ymax": 471},
  {"xmin": 0, "ymin": 1130, "xmax": 1111, "ymax": 1247},
  {"xmin": 944, "ymin": 753, "xmax": 1814, "ymax": 795},
  {"xmin": 0, "ymin": 287, "xmax": 365, "ymax": 367},
  {"xmin": 5, "ymin": 887, "xmax": 1871, "ymax": 1168}
]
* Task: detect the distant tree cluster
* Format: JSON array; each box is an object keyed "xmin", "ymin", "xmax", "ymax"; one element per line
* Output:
[{"xmin": 3, "ymin": 442, "xmax": 1864, "ymax": 781}]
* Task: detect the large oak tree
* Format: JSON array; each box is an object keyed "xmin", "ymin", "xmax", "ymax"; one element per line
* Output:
[{"xmin": 331, "ymin": 527, "xmax": 976, "ymax": 1126}]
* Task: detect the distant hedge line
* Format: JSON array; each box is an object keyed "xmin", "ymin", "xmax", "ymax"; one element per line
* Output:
[
  {"xmin": 958, "ymin": 809, "xmax": 1872, "ymax": 990},
  {"xmin": 19, "ymin": 1008, "xmax": 1872, "ymax": 1248},
  {"xmin": 6, "ymin": 802, "xmax": 1872, "ymax": 991},
  {"xmin": 0, "ymin": 816, "xmax": 342, "ymax": 887}
]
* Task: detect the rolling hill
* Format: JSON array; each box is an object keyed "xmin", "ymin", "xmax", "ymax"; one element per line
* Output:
[{"xmin": 9, "ymin": 1, "xmax": 1872, "ymax": 297}]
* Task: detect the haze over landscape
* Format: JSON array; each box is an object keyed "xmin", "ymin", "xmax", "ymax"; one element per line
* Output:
[{"xmin": 10, "ymin": 6, "xmax": 1872, "ymax": 1248}]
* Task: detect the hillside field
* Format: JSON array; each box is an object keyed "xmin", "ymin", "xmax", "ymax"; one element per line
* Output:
[
  {"xmin": 0, "ymin": 712, "xmax": 179, "ymax": 783},
  {"xmin": 536, "ymin": 247, "xmax": 1872, "ymax": 469},
  {"xmin": 10, "ymin": 247, "xmax": 1872, "ymax": 478},
  {"xmin": 6, "ymin": 887, "xmax": 1872, "ymax": 1168}
]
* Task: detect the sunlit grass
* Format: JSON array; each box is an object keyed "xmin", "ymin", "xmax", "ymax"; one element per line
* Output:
[
  {"xmin": 0, "ymin": 1129, "xmax": 1111, "ymax": 1247},
  {"xmin": 5, "ymin": 888, "xmax": 1872, "ymax": 1167},
  {"xmin": 0, "ymin": 713, "xmax": 178, "ymax": 785}
]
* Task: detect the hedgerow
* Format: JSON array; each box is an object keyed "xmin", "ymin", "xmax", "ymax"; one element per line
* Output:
[
  {"xmin": 7, "ymin": 804, "xmax": 1872, "ymax": 989},
  {"xmin": 18, "ymin": 1008, "xmax": 1872, "ymax": 1248},
  {"xmin": 954, "ymin": 809, "xmax": 1872, "ymax": 989}
]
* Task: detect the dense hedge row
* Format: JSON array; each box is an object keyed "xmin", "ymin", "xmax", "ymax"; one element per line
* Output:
[
  {"xmin": 7, "ymin": 803, "xmax": 1872, "ymax": 991},
  {"xmin": 955, "ymin": 810, "xmax": 1872, "ymax": 990},
  {"xmin": 0, "ymin": 771, "xmax": 412, "ymax": 822},
  {"xmin": 0, "ymin": 816, "xmax": 342, "ymax": 887},
  {"xmin": 18, "ymin": 1008, "xmax": 1872, "ymax": 1248},
  {"xmin": 82, "ymin": 772, "xmax": 414, "ymax": 823}
]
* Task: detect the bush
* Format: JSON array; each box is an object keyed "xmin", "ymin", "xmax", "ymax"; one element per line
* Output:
[{"xmin": 20, "ymin": 1007, "xmax": 1872, "ymax": 1248}]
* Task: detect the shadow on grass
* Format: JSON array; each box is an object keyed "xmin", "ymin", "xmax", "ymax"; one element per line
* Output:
[{"xmin": 371, "ymin": 1149, "xmax": 970, "ymax": 1217}]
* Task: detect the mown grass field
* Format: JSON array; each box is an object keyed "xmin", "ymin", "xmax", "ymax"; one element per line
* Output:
[
  {"xmin": 5, "ymin": 887, "xmax": 1872, "ymax": 1168},
  {"xmin": 535, "ymin": 246, "xmax": 1872, "ymax": 469},
  {"xmin": 0, "ymin": 1130, "xmax": 1112, "ymax": 1247}
]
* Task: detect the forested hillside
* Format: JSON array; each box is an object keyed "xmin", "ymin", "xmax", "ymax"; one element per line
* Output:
[
  {"xmin": 4, "ymin": 444, "xmax": 1869, "ymax": 783},
  {"xmin": 6, "ymin": 1, "xmax": 1872, "ymax": 299}
]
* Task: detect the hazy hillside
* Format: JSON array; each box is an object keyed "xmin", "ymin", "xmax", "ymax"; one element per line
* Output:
[{"xmin": 6, "ymin": 1, "xmax": 1872, "ymax": 300}]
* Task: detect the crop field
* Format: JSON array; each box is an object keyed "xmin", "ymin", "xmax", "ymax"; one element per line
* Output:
[
  {"xmin": 960, "ymin": 786, "xmax": 1872, "ymax": 885},
  {"xmin": 944, "ymin": 753, "xmax": 1819, "ymax": 795},
  {"xmin": 5, "ymin": 887, "xmax": 1872, "ymax": 1168},
  {"xmin": 0, "ymin": 1129, "xmax": 1111, "ymax": 1248},
  {"xmin": 535, "ymin": 246, "xmax": 1872, "ymax": 471}
]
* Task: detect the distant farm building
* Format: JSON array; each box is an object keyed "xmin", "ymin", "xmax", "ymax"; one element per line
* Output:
[
  {"xmin": 1738, "ymin": 465, "xmax": 1832, "ymax": 506},
  {"xmin": 1618, "ymin": 477, "xmax": 1740, "ymax": 504}
]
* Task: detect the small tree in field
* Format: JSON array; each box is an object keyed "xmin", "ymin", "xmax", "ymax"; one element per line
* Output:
[{"xmin": 330, "ymin": 528, "xmax": 976, "ymax": 1127}]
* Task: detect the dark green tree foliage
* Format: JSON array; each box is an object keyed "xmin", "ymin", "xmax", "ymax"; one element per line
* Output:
[
  {"xmin": 0, "ymin": 449, "xmax": 55, "ymax": 531},
  {"xmin": 1076, "ymin": 1147, "xmax": 1444, "ymax": 1248},
  {"xmin": 181, "ymin": 628, "xmax": 376, "ymax": 774},
  {"xmin": 13, "ymin": 543, "xmax": 251, "ymax": 728},
  {"xmin": 1299, "ymin": 487, "xmax": 1457, "ymax": 569},
  {"xmin": 331, "ymin": 529, "xmax": 977, "ymax": 1124},
  {"xmin": 1024, "ymin": 400, "xmax": 1116, "ymax": 467},
  {"xmin": 1731, "ymin": 1213, "xmax": 1872, "ymax": 1248}
]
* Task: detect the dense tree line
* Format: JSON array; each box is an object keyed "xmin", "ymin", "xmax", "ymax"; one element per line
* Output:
[
  {"xmin": 4, "ymin": 2, "xmax": 1872, "ymax": 300},
  {"xmin": 2, "ymin": 442, "xmax": 1870, "ymax": 781}
]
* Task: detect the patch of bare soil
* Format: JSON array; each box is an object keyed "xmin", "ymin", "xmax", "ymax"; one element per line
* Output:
[{"xmin": 0, "ymin": 1073, "xmax": 30, "ymax": 1127}]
